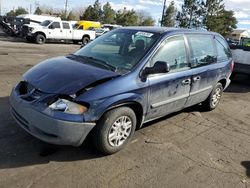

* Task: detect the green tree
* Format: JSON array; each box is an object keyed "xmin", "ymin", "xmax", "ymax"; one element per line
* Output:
[
  {"xmin": 204, "ymin": 0, "xmax": 237, "ymax": 36},
  {"xmin": 6, "ymin": 10, "xmax": 16, "ymax": 17},
  {"xmin": 34, "ymin": 7, "xmax": 42, "ymax": 15},
  {"xmin": 59, "ymin": 12, "xmax": 67, "ymax": 20},
  {"xmin": 176, "ymin": 0, "xmax": 205, "ymax": 28},
  {"xmin": 140, "ymin": 17, "xmax": 155, "ymax": 26},
  {"xmin": 15, "ymin": 7, "xmax": 28, "ymax": 16},
  {"xmin": 116, "ymin": 9, "xmax": 138, "ymax": 26},
  {"xmin": 206, "ymin": 10, "xmax": 237, "ymax": 36},
  {"xmin": 81, "ymin": 5, "xmax": 94, "ymax": 20},
  {"xmin": 6, "ymin": 7, "xmax": 28, "ymax": 17},
  {"xmin": 161, "ymin": 1, "xmax": 177, "ymax": 27},
  {"xmin": 102, "ymin": 2, "xmax": 115, "ymax": 23},
  {"xmin": 67, "ymin": 11, "xmax": 76, "ymax": 20},
  {"xmin": 93, "ymin": 0, "xmax": 102, "ymax": 21},
  {"xmin": 81, "ymin": 0, "xmax": 102, "ymax": 21},
  {"xmin": 137, "ymin": 11, "xmax": 155, "ymax": 26}
]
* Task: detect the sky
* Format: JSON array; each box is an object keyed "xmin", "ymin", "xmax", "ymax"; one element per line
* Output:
[{"xmin": 1, "ymin": 0, "xmax": 250, "ymax": 29}]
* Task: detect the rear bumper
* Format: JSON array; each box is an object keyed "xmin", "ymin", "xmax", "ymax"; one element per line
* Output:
[
  {"xmin": 10, "ymin": 90, "xmax": 95, "ymax": 146},
  {"xmin": 233, "ymin": 63, "xmax": 250, "ymax": 75}
]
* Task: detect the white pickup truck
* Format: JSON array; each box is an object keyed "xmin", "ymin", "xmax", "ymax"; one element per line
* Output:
[
  {"xmin": 230, "ymin": 37, "xmax": 250, "ymax": 77},
  {"xmin": 23, "ymin": 19, "xmax": 96, "ymax": 44}
]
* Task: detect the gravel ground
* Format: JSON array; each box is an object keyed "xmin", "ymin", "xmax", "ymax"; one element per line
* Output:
[{"xmin": 0, "ymin": 29, "xmax": 250, "ymax": 188}]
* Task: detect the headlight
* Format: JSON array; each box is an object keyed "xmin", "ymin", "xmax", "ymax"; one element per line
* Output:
[{"xmin": 49, "ymin": 99, "xmax": 88, "ymax": 115}]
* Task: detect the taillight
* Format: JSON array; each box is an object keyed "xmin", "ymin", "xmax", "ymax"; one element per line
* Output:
[{"xmin": 230, "ymin": 61, "xmax": 234, "ymax": 72}]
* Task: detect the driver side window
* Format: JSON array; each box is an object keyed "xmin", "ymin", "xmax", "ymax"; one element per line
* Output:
[
  {"xmin": 151, "ymin": 35, "xmax": 188, "ymax": 71},
  {"xmin": 50, "ymin": 22, "xmax": 61, "ymax": 29}
]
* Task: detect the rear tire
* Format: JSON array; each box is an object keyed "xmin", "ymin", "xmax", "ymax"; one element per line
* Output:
[
  {"xmin": 35, "ymin": 34, "xmax": 46, "ymax": 44},
  {"xmin": 203, "ymin": 83, "xmax": 223, "ymax": 111},
  {"xmin": 82, "ymin": 36, "xmax": 90, "ymax": 46},
  {"xmin": 93, "ymin": 107, "xmax": 136, "ymax": 155}
]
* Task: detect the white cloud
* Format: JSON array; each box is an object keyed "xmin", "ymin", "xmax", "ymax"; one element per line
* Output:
[
  {"xmin": 238, "ymin": 20, "xmax": 250, "ymax": 25},
  {"xmin": 109, "ymin": 2, "xmax": 148, "ymax": 11},
  {"xmin": 234, "ymin": 10, "xmax": 250, "ymax": 19},
  {"xmin": 138, "ymin": 0, "xmax": 162, "ymax": 6}
]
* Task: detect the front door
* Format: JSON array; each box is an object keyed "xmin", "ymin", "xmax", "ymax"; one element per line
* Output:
[
  {"xmin": 146, "ymin": 35, "xmax": 192, "ymax": 121},
  {"xmin": 48, "ymin": 22, "xmax": 63, "ymax": 39}
]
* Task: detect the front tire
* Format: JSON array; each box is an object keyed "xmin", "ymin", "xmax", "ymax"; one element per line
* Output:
[
  {"xmin": 203, "ymin": 82, "xmax": 223, "ymax": 111},
  {"xmin": 93, "ymin": 107, "xmax": 136, "ymax": 155},
  {"xmin": 35, "ymin": 34, "xmax": 46, "ymax": 44},
  {"xmin": 82, "ymin": 36, "xmax": 90, "ymax": 46}
]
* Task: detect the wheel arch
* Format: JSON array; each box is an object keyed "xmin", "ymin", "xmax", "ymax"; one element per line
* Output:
[
  {"xmin": 82, "ymin": 34, "xmax": 90, "ymax": 40},
  {"xmin": 35, "ymin": 31, "xmax": 46, "ymax": 38},
  {"xmin": 218, "ymin": 78, "xmax": 227, "ymax": 89},
  {"xmin": 106, "ymin": 101, "xmax": 144, "ymax": 130}
]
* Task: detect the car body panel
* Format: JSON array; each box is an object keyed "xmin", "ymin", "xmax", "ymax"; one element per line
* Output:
[
  {"xmin": 10, "ymin": 27, "xmax": 233, "ymax": 147},
  {"xmin": 23, "ymin": 56, "xmax": 119, "ymax": 95},
  {"xmin": 146, "ymin": 70, "xmax": 192, "ymax": 121}
]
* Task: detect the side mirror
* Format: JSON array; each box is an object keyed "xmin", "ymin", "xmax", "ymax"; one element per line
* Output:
[{"xmin": 142, "ymin": 61, "xmax": 170, "ymax": 76}]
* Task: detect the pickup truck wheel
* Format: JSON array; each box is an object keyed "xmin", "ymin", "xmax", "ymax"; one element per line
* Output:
[
  {"xmin": 36, "ymin": 34, "xmax": 46, "ymax": 44},
  {"xmin": 82, "ymin": 36, "xmax": 90, "ymax": 46},
  {"xmin": 93, "ymin": 107, "xmax": 136, "ymax": 155},
  {"xmin": 203, "ymin": 83, "xmax": 223, "ymax": 111}
]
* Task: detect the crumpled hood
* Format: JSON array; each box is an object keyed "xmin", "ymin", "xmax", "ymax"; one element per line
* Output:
[{"xmin": 24, "ymin": 56, "xmax": 119, "ymax": 95}]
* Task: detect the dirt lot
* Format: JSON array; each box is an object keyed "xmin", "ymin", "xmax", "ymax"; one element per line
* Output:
[{"xmin": 0, "ymin": 30, "xmax": 250, "ymax": 188}]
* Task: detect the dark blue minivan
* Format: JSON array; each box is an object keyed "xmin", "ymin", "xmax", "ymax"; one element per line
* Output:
[{"xmin": 10, "ymin": 27, "xmax": 233, "ymax": 154}]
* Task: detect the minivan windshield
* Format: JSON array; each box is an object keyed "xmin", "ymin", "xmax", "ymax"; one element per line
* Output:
[
  {"xmin": 74, "ymin": 29, "xmax": 160, "ymax": 74},
  {"xmin": 40, "ymin": 20, "xmax": 52, "ymax": 26}
]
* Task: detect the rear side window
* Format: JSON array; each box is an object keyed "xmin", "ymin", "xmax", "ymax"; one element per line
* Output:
[
  {"xmin": 52, "ymin": 22, "xmax": 60, "ymax": 29},
  {"xmin": 63, "ymin": 22, "xmax": 70, "ymax": 29},
  {"xmin": 215, "ymin": 36, "xmax": 232, "ymax": 62},
  {"xmin": 151, "ymin": 35, "xmax": 188, "ymax": 71},
  {"xmin": 187, "ymin": 34, "xmax": 217, "ymax": 68}
]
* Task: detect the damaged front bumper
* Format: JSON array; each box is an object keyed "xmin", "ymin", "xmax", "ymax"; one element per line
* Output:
[{"xmin": 9, "ymin": 84, "xmax": 95, "ymax": 147}]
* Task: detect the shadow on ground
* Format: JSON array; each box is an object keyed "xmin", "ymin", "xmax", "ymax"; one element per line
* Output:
[
  {"xmin": 225, "ymin": 74, "xmax": 250, "ymax": 93},
  {"xmin": 241, "ymin": 161, "xmax": 250, "ymax": 178},
  {"xmin": 0, "ymin": 96, "xmax": 103, "ymax": 169}
]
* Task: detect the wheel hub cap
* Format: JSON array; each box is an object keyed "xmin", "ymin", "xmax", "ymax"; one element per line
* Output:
[
  {"xmin": 211, "ymin": 87, "xmax": 222, "ymax": 107},
  {"xmin": 108, "ymin": 116, "xmax": 132, "ymax": 147}
]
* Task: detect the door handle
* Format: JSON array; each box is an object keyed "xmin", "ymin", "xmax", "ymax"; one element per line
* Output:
[
  {"xmin": 182, "ymin": 78, "xmax": 191, "ymax": 85},
  {"xmin": 193, "ymin": 76, "xmax": 201, "ymax": 82},
  {"xmin": 60, "ymin": 30, "xmax": 62, "ymax": 32}
]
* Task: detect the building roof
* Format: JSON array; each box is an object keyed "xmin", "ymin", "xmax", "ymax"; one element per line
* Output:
[{"xmin": 231, "ymin": 29, "xmax": 248, "ymax": 35}]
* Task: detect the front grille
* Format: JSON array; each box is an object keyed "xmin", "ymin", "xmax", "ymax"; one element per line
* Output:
[
  {"xmin": 17, "ymin": 81, "xmax": 44, "ymax": 101},
  {"xmin": 22, "ymin": 26, "xmax": 29, "ymax": 35}
]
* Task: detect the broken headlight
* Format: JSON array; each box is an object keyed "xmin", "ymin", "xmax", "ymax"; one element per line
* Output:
[{"xmin": 49, "ymin": 99, "xmax": 87, "ymax": 115}]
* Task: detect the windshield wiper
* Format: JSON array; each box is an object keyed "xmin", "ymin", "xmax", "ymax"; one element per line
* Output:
[
  {"xmin": 67, "ymin": 54, "xmax": 116, "ymax": 72},
  {"xmin": 83, "ymin": 56, "xmax": 116, "ymax": 72}
]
